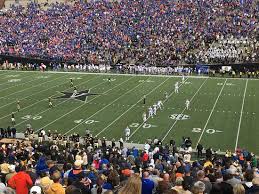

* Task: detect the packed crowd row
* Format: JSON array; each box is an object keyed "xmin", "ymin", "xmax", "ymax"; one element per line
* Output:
[
  {"xmin": 0, "ymin": 0, "xmax": 258, "ymax": 65},
  {"xmin": 0, "ymin": 129, "xmax": 258, "ymax": 194}
]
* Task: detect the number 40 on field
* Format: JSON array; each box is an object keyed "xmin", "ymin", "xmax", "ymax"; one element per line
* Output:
[{"xmin": 192, "ymin": 128, "xmax": 222, "ymax": 134}]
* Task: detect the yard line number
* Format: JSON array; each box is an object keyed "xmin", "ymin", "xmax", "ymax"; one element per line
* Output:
[
  {"xmin": 129, "ymin": 123, "xmax": 157, "ymax": 129},
  {"xmin": 170, "ymin": 114, "xmax": 190, "ymax": 120},
  {"xmin": 21, "ymin": 115, "xmax": 42, "ymax": 120},
  {"xmin": 192, "ymin": 128, "xmax": 222, "ymax": 134},
  {"xmin": 74, "ymin": 119, "xmax": 99, "ymax": 124},
  {"xmin": 8, "ymin": 79, "xmax": 21, "ymax": 82}
]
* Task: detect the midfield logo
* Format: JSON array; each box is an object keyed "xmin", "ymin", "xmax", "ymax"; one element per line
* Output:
[{"xmin": 55, "ymin": 90, "xmax": 98, "ymax": 102}]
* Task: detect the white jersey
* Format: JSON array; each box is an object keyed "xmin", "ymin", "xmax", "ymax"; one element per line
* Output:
[
  {"xmin": 125, "ymin": 127, "xmax": 130, "ymax": 136},
  {"xmin": 182, "ymin": 76, "xmax": 185, "ymax": 83},
  {"xmin": 175, "ymin": 82, "xmax": 179, "ymax": 93},
  {"xmin": 153, "ymin": 104, "xmax": 157, "ymax": 115},
  {"xmin": 143, "ymin": 112, "xmax": 147, "ymax": 123},
  {"xmin": 157, "ymin": 101, "xmax": 163, "ymax": 110},
  {"xmin": 185, "ymin": 100, "xmax": 190, "ymax": 109},
  {"xmin": 125, "ymin": 127, "xmax": 131, "ymax": 141},
  {"xmin": 148, "ymin": 107, "xmax": 153, "ymax": 118},
  {"xmin": 165, "ymin": 92, "xmax": 168, "ymax": 99}
]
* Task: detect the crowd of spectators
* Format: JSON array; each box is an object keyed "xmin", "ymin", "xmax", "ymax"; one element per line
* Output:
[
  {"xmin": 0, "ymin": 130, "xmax": 258, "ymax": 194},
  {"xmin": 0, "ymin": 0, "xmax": 258, "ymax": 65}
]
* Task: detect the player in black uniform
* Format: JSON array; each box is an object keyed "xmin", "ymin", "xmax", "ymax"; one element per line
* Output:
[
  {"xmin": 11, "ymin": 112, "xmax": 15, "ymax": 126},
  {"xmin": 70, "ymin": 78, "xmax": 74, "ymax": 87}
]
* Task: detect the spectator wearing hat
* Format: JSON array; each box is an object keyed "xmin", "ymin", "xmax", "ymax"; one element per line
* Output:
[
  {"xmin": 0, "ymin": 159, "xmax": 10, "ymax": 182},
  {"xmin": 5, "ymin": 165, "xmax": 16, "ymax": 184},
  {"xmin": 30, "ymin": 186, "xmax": 42, "ymax": 194},
  {"xmin": 8, "ymin": 165, "xmax": 33, "ymax": 194},
  {"xmin": 45, "ymin": 170, "xmax": 65, "ymax": 194},
  {"xmin": 68, "ymin": 160, "xmax": 85, "ymax": 185},
  {"xmin": 36, "ymin": 172, "xmax": 53, "ymax": 192}
]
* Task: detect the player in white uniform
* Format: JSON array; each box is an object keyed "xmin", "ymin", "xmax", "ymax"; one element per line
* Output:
[
  {"xmin": 175, "ymin": 82, "xmax": 179, "ymax": 93},
  {"xmin": 148, "ymin": 106, "xmax": 153, "ymax": 118},
  {"xmin": 182, "ymin": 75, "xmax": 185, "ymax": 83},
  {"xmin": 164, "ymin": 92, "xmax": 168, "ymax": 99},
  {"xmin": 125, "ymin": 126, "xmax": 131, "ymax": 141},
  {"xmin": 185, "ymin": 99, "xmax": 190, "ymax": 110},
  {"xmin": 73, "ymin": 86, "xmax": 77, "ymax": 95},
  {"xmin": 143, "ymin": 112, "xmax": 147, "ymax": 123},
  {"xmin": 153, "ymin": 104, "xmax": 157, "ymax": 115},
  {"xmin": 157, "ymin": 100, "xmax": 163, "ymax": 110}
]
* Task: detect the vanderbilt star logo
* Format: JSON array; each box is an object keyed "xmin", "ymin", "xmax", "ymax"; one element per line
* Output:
[{"xmin": 55, "ymin": 90, "xmax": 98, "ymax": 102}]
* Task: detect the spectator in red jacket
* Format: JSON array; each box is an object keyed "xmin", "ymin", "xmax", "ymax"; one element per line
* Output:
[{"xmin": 8, "ymin": 165, "xmax": 33, "ymax": 194}]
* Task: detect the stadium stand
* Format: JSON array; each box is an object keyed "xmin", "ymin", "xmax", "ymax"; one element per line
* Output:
[
  {"xmin": 0, "ymin": 130, "xmax": 258, "ymax": 194},
  {"xmin": 0, "ymin": 0, "xmax": 258, "ymax": 65}
]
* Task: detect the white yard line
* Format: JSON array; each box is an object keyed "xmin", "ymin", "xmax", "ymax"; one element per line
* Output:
[
  {"xmin": 0, "ymin": 75, "xmax": 96, "ymax": 121},
  {"xmin": 129, "ymin": 78, "xmax": 188, "ymax": 139},
  {"xmin": 17, "ymin": 76, "xmax": 112, "ymax": 129},
  {"xmin": 95, "ymin": 77, "xmax": 170, "ymax": 137},
  {"xmin": 234, "ymin": 79, "xmax": 248, "ymax": 150},
  {"xmin": 195, "ymin": 78, "xmax": 227, "ymax": 147},
  {"xmin": 3, "ymin": 69, "xmax": 259, "ymax": 81},
  {"xmin": 64, "ymin": 77, "xmax": 154, "ymax": 135},
  {"xmin": 0, "ymin": 75, "xmax": 68, "ymax": 109},
  {"xmin": 0, "ymin": 74, "xmax": 34, "ymax": 91},
  {"xmin": 161, "ymin": 78, "xmax": 208, "ymax": 142},
  {"xmin": 35, "ymin": 76, "xmax": 134, "ymax": 132}
]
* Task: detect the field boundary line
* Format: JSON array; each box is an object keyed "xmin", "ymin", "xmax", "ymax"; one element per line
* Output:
[
  {"xmin": 0, "ymin": 75, "xmax": 68, "ymax": 109},
  {"xmin": 36, "ymin": 76, "xmax": 134, "ymax": 131},
  {"xmin": 95, "ymin": 77, "xmax": 171, "ymax": 137},
  {"xmin": 17, "ymin": 76, "xmax": 110, "ymax": 128},
  {"xmin": 129, "ymin": 78, "xmax": 188, "ymax": 139},
  {"xmin": 0, "ymin": 75, "xmax": 96, "ymax": 121},
  {"xmin": 195, "ymin": 78, "xmax": 228, "ymax": 147},
  {"xmin": 161, "ymin": 78, "xmax": 208, "ymax": 142},
  {"xmin": 3, "ymin": 69, "xmax": 259, "ymax": 81},
  {"xmin": 64, "ymin": 77, "xmax": 155, "ymax": 135},
  {"xmin": 234, "ymin": 79, "xmax": 248, "ymax": 150},
  {"xmin": 0, "ymin": 74, "xmax": 35, "ymax": 91}
]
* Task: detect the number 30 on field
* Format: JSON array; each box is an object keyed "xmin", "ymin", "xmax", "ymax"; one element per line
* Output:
[{"xmin": 192, "ymin": 128, "xmax": 222, "ymax": 134}]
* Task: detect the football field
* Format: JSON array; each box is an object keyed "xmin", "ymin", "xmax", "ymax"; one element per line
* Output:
[{"xmin": 0, "ymin": 70, "xmax": 258, "ymax": 155}]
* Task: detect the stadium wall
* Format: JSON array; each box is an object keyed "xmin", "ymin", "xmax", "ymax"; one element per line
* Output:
[{"xmin": 0, "ymin": 54, "xmax": 259, "ymax": 72}]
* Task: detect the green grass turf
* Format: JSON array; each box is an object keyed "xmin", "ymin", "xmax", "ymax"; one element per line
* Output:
[{"xmin": 0, "ymin": 70, "xmax": 258, "ymax": 154}]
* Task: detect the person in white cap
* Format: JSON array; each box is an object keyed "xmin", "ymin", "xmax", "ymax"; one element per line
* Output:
[{"xmin": 30, "ymin": 186, "xmax": 42, "ymax": 194}]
